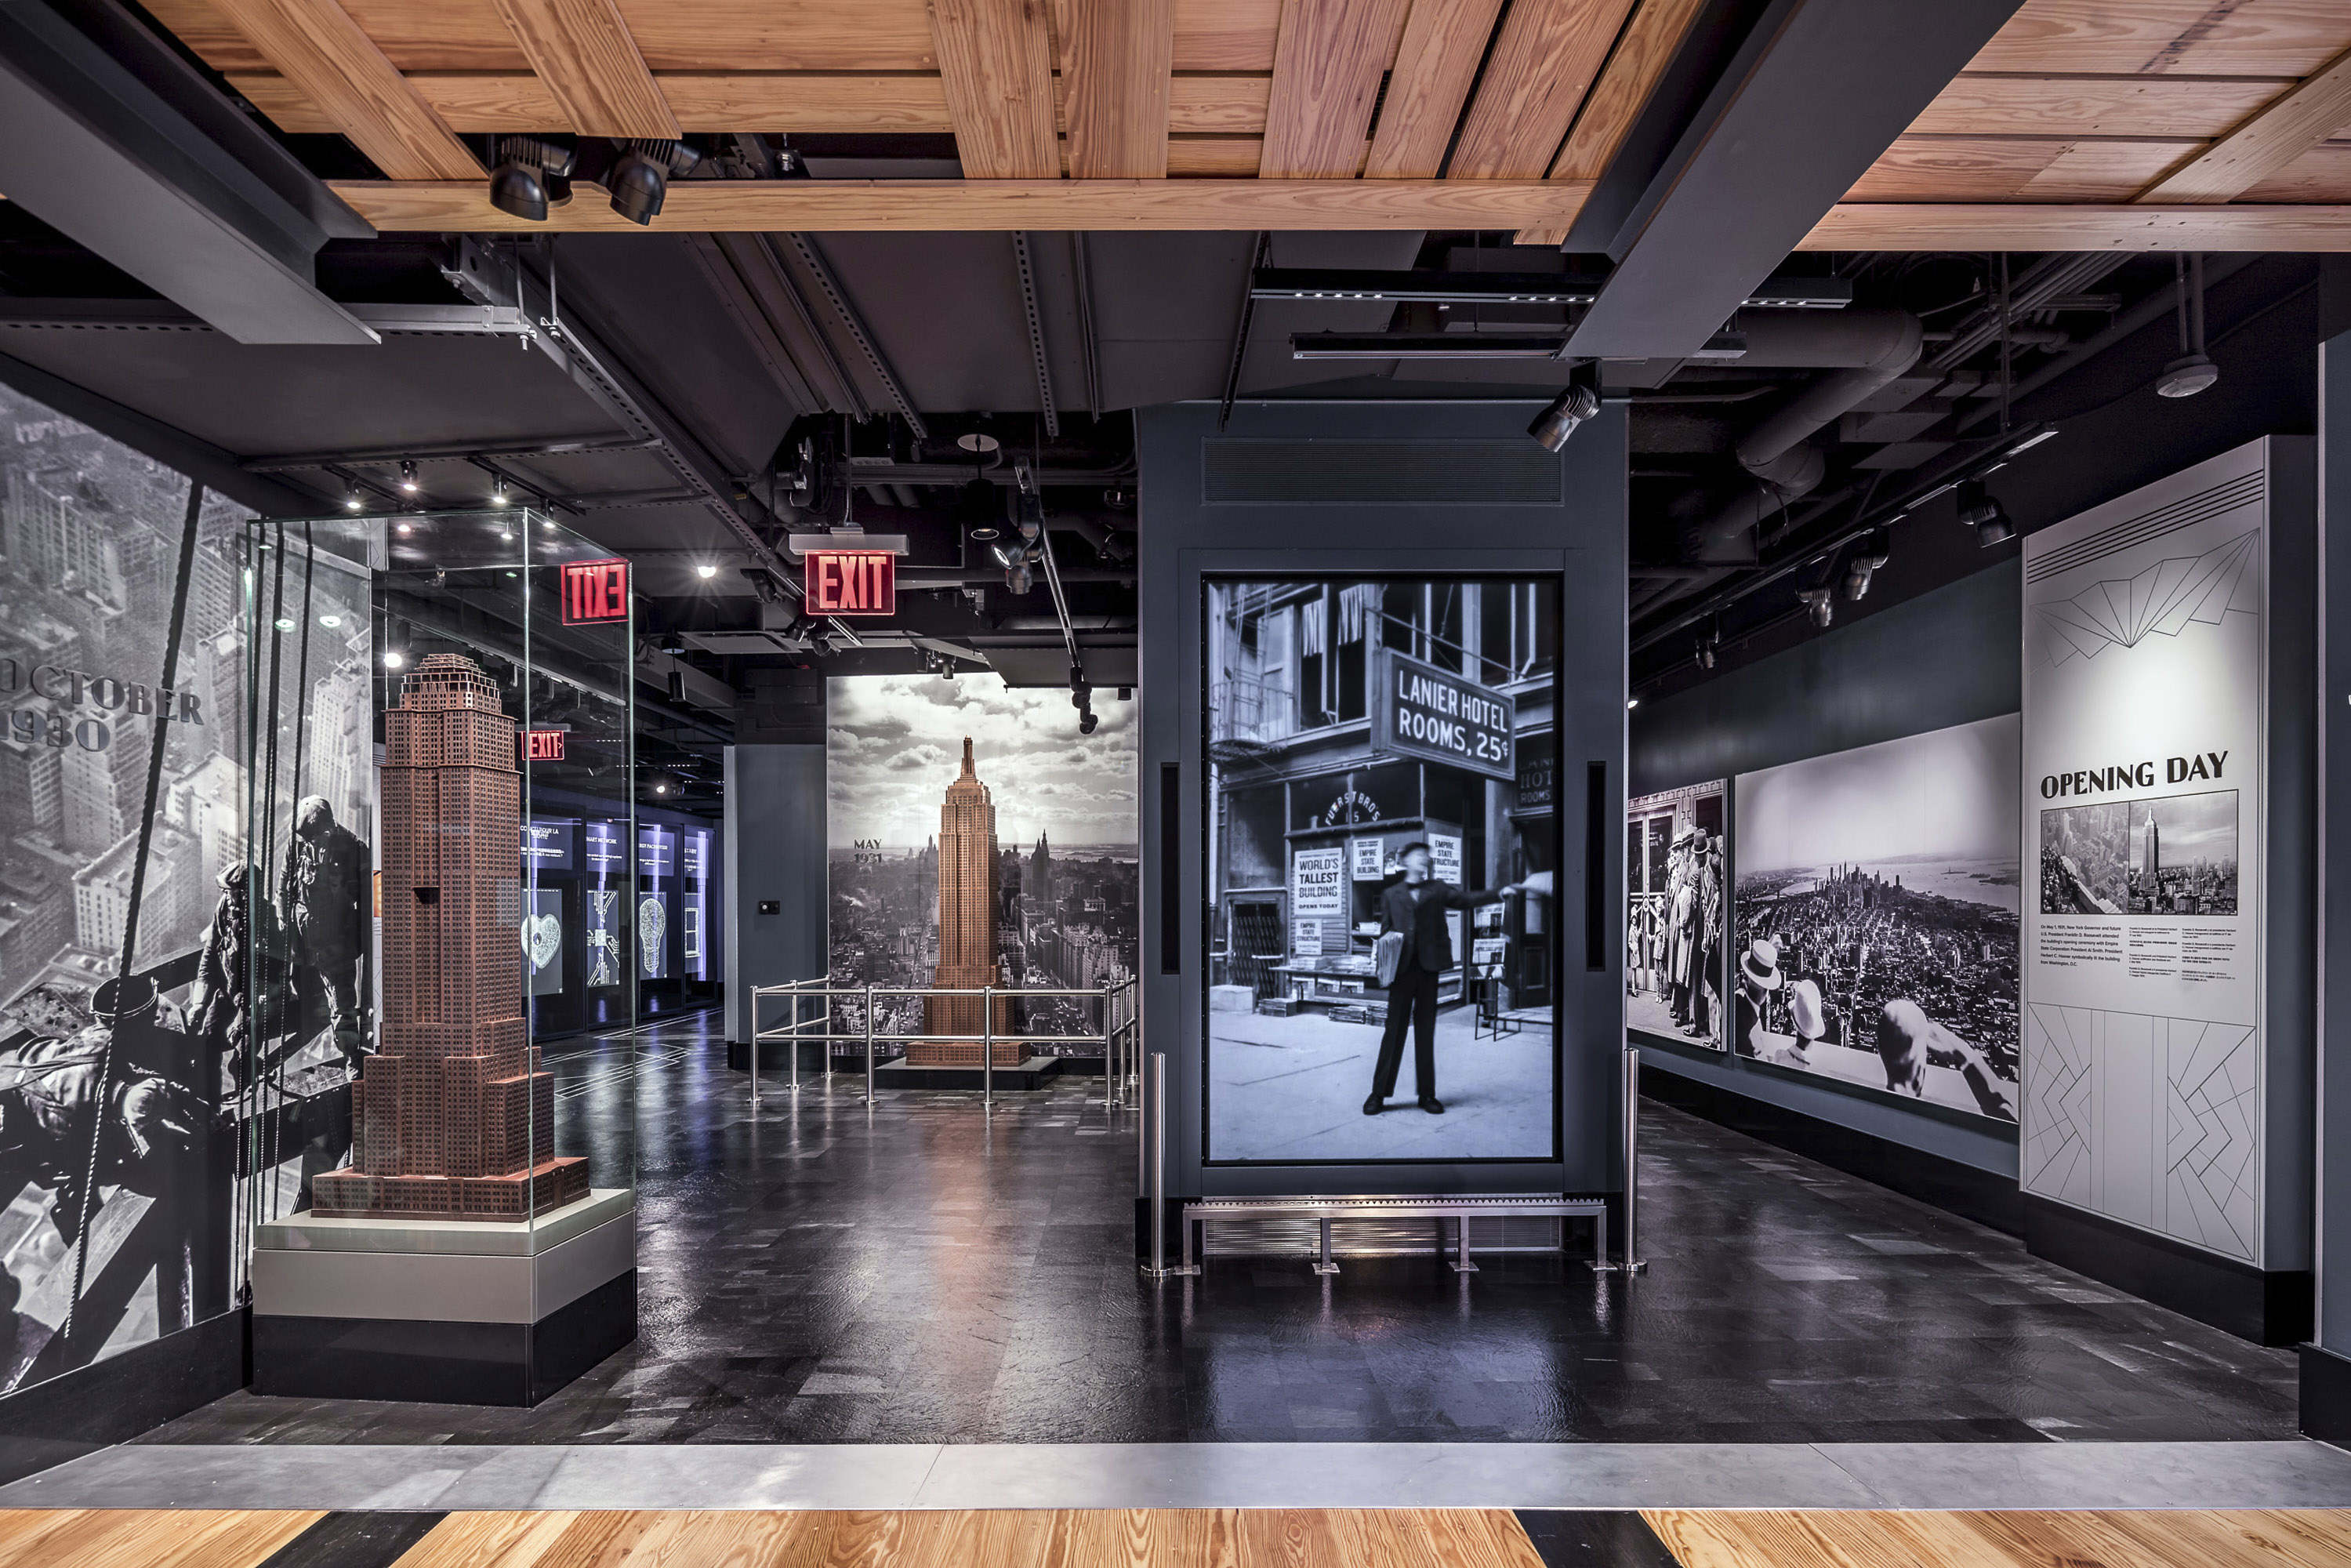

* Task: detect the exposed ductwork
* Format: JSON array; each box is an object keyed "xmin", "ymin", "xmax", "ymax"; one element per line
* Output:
[{"xmin": 1680, "ymin": 307, "xmax": 1925, "ymax": 566}]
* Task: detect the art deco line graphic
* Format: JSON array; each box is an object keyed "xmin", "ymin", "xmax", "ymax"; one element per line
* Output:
[
  {"xmin": 913, "ymin": 737, "xmax": 1018, "ymax": 1066},
  {"xmin": 312, "ymin": 654, "xmax": 589, "ymax": 1221},
  {"xmin": 2023, "ymin": 1003, "xmax": 2256, "ymax": 1261},
  {"xmin": 2031, "ymin": 528, "xmax": 2259, "ymax": 665}
]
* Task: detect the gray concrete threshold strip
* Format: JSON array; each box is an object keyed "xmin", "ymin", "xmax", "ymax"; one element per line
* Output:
[{"xmin": 3, "ymin": 1442, "xmax": 2350, "ymax": 1512}]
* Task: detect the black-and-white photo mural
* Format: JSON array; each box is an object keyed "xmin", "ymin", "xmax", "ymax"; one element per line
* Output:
[
  {"xmin": 1732, "ymin": 716, "xmax": 2022, "ymax": 1122},
  {"xmin": 0, "ymin": 382, "xmax": 284, "ymax": 1392},
  {"xmin": 1627, "ymin": 780, "xmax": 1727, "ymax": 1051},
  {"xmin": 1203, "ymin": 577, "xmax": 1560, "ymax": 1164}
]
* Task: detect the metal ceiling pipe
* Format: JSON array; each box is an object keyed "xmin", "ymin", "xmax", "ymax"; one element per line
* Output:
[
  {"xmin": 1730, "ymin": 309, "xmax": 1924, "ymax": 465},
  {"xmin": 1728, "ymin": 306, "xmax": 1925, "ymax": 368},
  {"xmin": 1658, "ymin": 307, "xmax": 1921, "ymax": 604}
]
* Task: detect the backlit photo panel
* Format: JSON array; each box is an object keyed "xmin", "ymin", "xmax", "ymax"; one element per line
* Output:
[{"xmin": 1203, "ymin": 576, "xmax": 1562, "ymax": 1164}]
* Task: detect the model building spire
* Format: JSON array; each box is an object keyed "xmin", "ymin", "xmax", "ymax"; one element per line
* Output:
[
  {"xmin": 916, "ymin": 735, "xmax": 1017, "ymax": 1065},
  {"xmin": 311, "ymin": 653, "xmax": 588, "ymax": 1221}
]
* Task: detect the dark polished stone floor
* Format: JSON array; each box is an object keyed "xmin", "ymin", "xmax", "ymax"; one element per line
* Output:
[{"xmin": 144, "ymin": 1014, "xmax": 2295, "ymax": 1446}]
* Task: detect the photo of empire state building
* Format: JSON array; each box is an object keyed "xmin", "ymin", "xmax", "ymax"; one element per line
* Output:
[{"xmin": 912, "ymin": 738, "xmax": 1018, "ymax": 1066}]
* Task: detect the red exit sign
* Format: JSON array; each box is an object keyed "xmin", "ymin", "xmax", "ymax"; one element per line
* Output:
[
  {"xmin": 805, "ymin": 550, "xmax": 895, "ymax": 617},
  {"xmin": 561, "ymin": 557, "xmax": 631, "ymax": 625},
  {"xmin": 522, "ymin": 728, "xmax": 566, "ymax": 763}
]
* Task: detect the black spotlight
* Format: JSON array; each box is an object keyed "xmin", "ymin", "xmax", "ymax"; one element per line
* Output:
[
  {"xmin": 1528, "ymin": 384, "xmax": 1601, "ymax": 452},
  {"xmin": 1844, "ymin": 530, "xmax": 1892, "ymax": 601},
  {"xmin": 488, "ymin": 136, "xmax": 575, "ymax": 222},
  {"xmin": 1798, "ymin": 586, "xmax": 1834, "ymax": 629},
  {"xmin": 1955, "ymin": 480, "xmax": 2015, "ymax": 547},
  {"xmin": 608, "ymin": 139, "xmax": 702, "ymax": 226}
]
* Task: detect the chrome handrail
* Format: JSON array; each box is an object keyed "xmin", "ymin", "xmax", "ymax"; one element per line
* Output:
[{"xmin": 748, "ymin": 977, "xmax": 1141, "ymax": 1112}]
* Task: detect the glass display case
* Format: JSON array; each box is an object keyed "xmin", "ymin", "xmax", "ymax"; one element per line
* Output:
[{"xmin": 237, "ymin": 508, "xmax": 637, "ymax": 1403}]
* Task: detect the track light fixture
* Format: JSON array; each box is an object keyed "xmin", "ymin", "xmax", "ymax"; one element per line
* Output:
[
  {"xmin": 1844, "ymin": 531, "xmax": 1892, "ymax": 601},
  {"xmin": 343, "ymin": 479, "xmax": 364, "ymax": 512},
  {"xmin": 1528, "ymin": 383, "xmax": 1601, "ymax": 452},
  {"xmin": 695, "ymin": 562, "xmax": 718, "ymax": 579},
  {"xmin": 1693, "ymin": 624, "xmax": 1718, "ymax": 673},
  {"xmin": 487, "ymin": 136, "xmax": 576, "ymax": 223},
  {"xmin": 2158, "ymin": 253, "xmax": 2219, "ymax": 399},
  {"xmin": 1798, "ymin": 586, "xmax": 1835, "ymax": 629},
  {"xmin": 607, "ymin": 139, "xmax": 702, "ymax": 226},
  {"xmin": 398, "ymin": 460, "xmax": 419, "ymax": 494},
  {"xmin": 490, "ymin": 476, "xmax": 510, "ymax": 507},
  {"xmin": 1955, "ymin": 479, "xmax": 2015, "ymax": 547}
]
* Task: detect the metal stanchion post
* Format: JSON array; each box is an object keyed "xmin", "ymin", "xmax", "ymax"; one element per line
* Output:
[
  {"xmin": 1148, "ymin": 1052, "xmax": 1165, "ymax": 1274},
  {"xmin": 1139, "ymin": 1052, "xmax": 1197, "ymax": 1279},
  {"xmin": 749, "ymin": 991, "xmax": 760, "ymax": 1110},
  {"xmin": 982, "ymin": 986, "xmax": 994, "ymax": 1109},
  {"xmin": 1591, "ymin": 1046, "xmax": 1646, "ymax": 1273},
  {"xmin": 789, "ymin": 990, "xmax": 802, "ymax": 1094},
  {"xmin": 864, "ymin": 985, "xmax": 876, "ymax": 1102}
]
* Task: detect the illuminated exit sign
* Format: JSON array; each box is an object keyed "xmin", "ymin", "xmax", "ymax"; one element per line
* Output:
[
  {"xmin": 804, "ymin": 550, "xmax": 895, "ymax": 617},
  {"xmin": 523, "ymin": 728, "xmax": 566, "ymax": 763},
  {"xmin": 561, "ymin": 557, "xmax": 630, "ymax": 625}
]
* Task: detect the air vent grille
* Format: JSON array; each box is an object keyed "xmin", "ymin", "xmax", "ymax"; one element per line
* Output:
[{"xmin": 1203, "ymin": 438, "xmax": 1562, "ymax": 505}]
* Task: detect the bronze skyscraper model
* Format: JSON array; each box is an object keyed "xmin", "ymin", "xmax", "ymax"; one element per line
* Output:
[
  {"xmin": 312, "ymin": 654, "xmax": 589, "ymax": 1221},
  {"xmin": 914, "ymin": 738, "xmax": 1017, "ymax": 1065}
]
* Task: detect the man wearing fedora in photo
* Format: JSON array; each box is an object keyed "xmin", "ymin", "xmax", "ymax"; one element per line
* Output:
[
  {"xmin": 1365, "ymin": 843, "xmax": 1534, "ymax": 1116},
  {"xmin": 1732, "ymin": 937, "xmax": 1781, "ymax": 1057},
  {"xmin": 1774, "ymin": 975, "xmax": 1830, "ymax": 1068}
]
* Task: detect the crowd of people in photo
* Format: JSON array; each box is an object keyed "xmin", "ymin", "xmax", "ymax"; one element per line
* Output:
[{"xmin": 1627, "ymin": 826, "xmax": 1722, "ymax": 1045}]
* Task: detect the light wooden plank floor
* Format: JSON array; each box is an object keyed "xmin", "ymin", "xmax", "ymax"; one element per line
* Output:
[
  {"xmin": 5, "ymin": 1505, "xmax": 2351, "ymax": 1567},
  {"xmin": 1644, "ymin": 1509, "xmax": 2351, "ymax": 1568}
]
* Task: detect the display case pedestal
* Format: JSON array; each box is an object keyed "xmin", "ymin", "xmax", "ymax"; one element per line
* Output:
[{"xmin": 250, "ymin": 1189, "xmax": 635, "ymax": 1406}]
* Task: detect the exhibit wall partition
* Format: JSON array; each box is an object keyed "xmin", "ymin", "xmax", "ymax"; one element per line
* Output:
[
  {"xmin": 1630, "ymin": 565, "xmax": 2029, "ymax": 1210},
  {"xmin": 2019, "ymin": 437, "xmax": 2314, "ymax": 1341},
  {"xmin": 1633, "ymin": 440, "xmax": 2317, "ymax": 1342},
  {"xmin": 1137, "ymin": 400, "xmax": 1627, "ymax": 1218}
]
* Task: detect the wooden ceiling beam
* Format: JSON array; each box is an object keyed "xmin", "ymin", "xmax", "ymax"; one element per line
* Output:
[
  {"xmin": 2136, "ymin": 45, "xmax": 2351, "ymax": 203},
  {"xmin": 1802, "ymin": 201, "xmax": 2351, "ymax": 252},
  {"xmin": 236, "ymin": 71, "xmax": 1272, "ymax": 136},
  {"xmin": 1260, "ymin": 0, "xmax": 1411, "ymax": 177},
  {"xmin": 1065, "ymin": 0, "xmax": 1174, "ymax": 176},
  {"xmin": 926, "ymin": 0, "xmax": 1060, "ymax": 177},
  {"xmin": 203, "ymin": 0, "xmax": 481, "ymax": 179},
  {"xmin": 330, "ymin": 175, "xmax": 1593, "ymax": 230},
  {"xmin": 489, "ymin": 0, "xmax": 678, "ymax": 138},
  {"xmin": 1449, "ymin": 0, "xmax": 1634, "ymax": 180},
  {"xmin": 1362, "ymin": 0, "xmax": 1504, "ymax": 179}
]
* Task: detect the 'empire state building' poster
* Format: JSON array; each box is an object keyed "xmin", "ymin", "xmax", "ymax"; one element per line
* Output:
[{"xmin": 916, "ymin": 739, "xmax": 1017, "ymax": 1065}]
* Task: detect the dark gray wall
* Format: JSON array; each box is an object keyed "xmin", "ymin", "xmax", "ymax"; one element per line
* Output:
[
  {"xmin": 1137, "ymin": 399, "xmax": 1629, "ymax": 1200},
  {"xmin": 2320, "ymin": 335, "xmax": 2351, "ymax": 1350},
  {"xmin": 724, "ymin": 742, "xmax": 827, "ymax": 1045},
  {"xmin": 1631, "ymin": 561, "xmax": 2024, "ymax": 1177}
]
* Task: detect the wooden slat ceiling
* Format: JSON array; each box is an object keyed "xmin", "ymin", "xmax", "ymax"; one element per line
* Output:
[
  {"xmin": 134, "ymin": 0, "xmax": 2351, "ymax": 245},
  {"xmin": 1859, "ymin": 0, "xmax": 2351, "ymax": 218}
]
